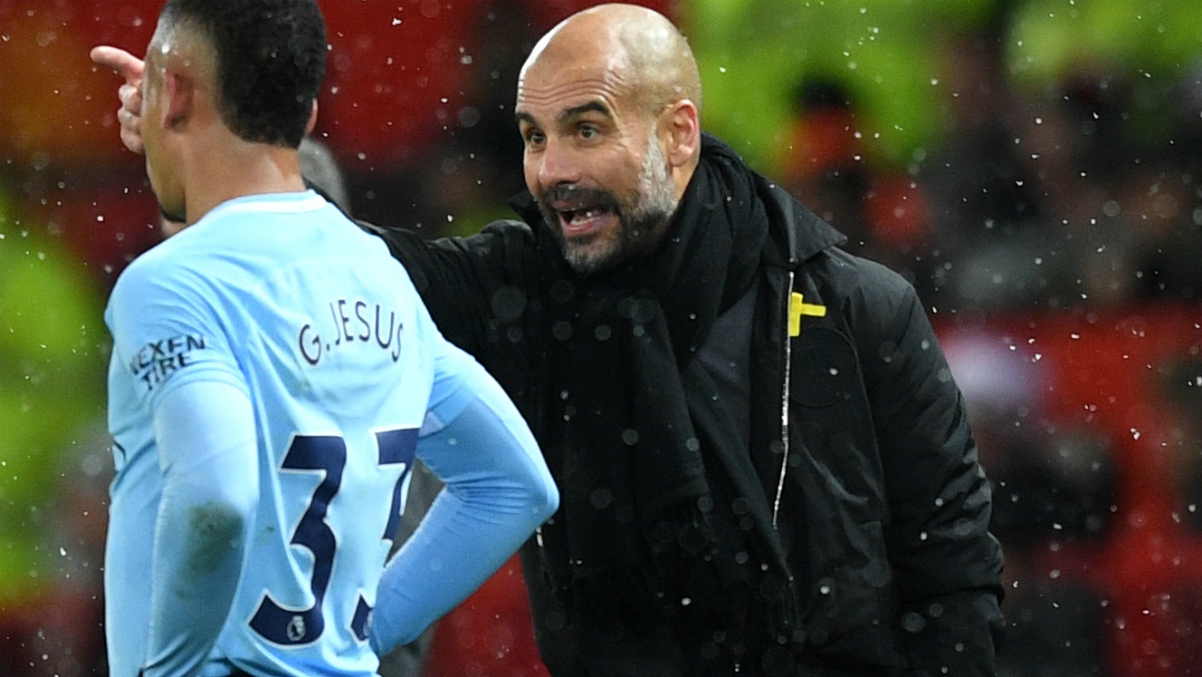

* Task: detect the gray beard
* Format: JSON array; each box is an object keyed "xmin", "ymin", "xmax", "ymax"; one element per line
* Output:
[{"xmin": 548, "ymin": 134, "xmax": 678, "ymax": 276}]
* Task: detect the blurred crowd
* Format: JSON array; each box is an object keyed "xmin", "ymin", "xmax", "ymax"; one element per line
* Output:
[{"xmin": 1, "ymin": 0, "xmax": 1201, "ymax": 676}]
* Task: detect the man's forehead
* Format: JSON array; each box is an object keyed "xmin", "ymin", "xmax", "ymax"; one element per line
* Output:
[{"xmin": 516, "ymin": 63, "xmax": 631, "ymax": 116}]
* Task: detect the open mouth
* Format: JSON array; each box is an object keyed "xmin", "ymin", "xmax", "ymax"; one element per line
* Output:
[
  {"xmin": 559, "ymin": 206, "xmax": 612, "ymax": 232},
  {"xmin": 541, "ymin": 186, "xmax": 620, "ymax": 239}
]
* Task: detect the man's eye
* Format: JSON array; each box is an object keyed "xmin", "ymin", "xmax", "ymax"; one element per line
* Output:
[
  {"xmin": 578, "ymin": 124, "xmax": 598, "ymax": 139},
  {"xmin": 524, "ymin": 129, "xmax": 545, "ymax": 145}
]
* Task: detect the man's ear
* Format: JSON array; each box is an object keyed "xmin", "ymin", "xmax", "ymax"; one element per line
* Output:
[
  {"xmin": 662, "ymin": 99, "xmax": 700, "ymax": 169},
  {"xmin": 160, "ymin": 69, "xmax": 194, "ymax": 130},
  {"xmin": 306, "ymin": 100, "xmax": 319, "ymax": 135}
]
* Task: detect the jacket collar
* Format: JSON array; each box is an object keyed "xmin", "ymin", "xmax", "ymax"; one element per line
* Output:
[{"xmin": 749, "ymin": 167, "xmax": 846, "ymax": 269}]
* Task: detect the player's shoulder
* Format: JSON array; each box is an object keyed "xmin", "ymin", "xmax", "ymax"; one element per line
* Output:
[
  {"xmin": 108, "ymin": 233, "xmax": 219, "ymax": 322},
  {"xmin": 112, "ymin": 239, "xmax": 181, "ymax": 298}
]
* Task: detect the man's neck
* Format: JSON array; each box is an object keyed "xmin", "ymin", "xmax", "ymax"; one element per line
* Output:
[{"xmin": 182, "ymin": 134, "xmax": 307, "ymax": 225}]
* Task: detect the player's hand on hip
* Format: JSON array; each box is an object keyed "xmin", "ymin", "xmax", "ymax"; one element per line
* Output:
[{"xmin": 90, "ymin": 46, "xmax": 146, "ymax": 155}]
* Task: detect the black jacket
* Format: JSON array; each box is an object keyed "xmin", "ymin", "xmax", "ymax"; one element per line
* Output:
[{"xmin": 370, "ymin": 137, "xmax": 1004, "ymax": 676}]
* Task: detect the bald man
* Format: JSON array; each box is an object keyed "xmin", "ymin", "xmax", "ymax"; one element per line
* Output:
[{"xmin": 96, "ymin": 4, "xmax": 1003, "ymax": 676}]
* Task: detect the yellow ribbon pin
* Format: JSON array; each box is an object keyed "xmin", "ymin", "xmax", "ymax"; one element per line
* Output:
[{"xmin": 788, "ymin": 292, "xmax": 826, "ymax": 337}]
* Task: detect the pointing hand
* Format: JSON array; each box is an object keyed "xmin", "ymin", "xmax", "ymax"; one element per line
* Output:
[{"xmin": 90, "ymin": 46, "xmax": 146, "ymax": 155}]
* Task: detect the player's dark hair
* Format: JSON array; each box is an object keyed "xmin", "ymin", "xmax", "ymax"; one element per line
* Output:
[{"xmin": 161, "ymin": 0, "xmax": 326, "ymax": 148}]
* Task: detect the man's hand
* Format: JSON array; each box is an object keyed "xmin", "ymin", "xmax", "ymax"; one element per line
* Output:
[{"xmin": 90, "ymin": 46, "xmax": 146, "ymax": 155}]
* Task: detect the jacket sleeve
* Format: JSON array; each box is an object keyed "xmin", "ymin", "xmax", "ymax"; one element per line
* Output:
[
  {"xmin": 361, "ymin": 220, "xmax": 536, "ymax": 358},
  {"xmin": 851, "ymin": 262, "xmax": 1005, "ymax": 676}
]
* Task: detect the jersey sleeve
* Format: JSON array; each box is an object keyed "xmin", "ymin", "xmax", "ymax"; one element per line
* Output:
[
  {"xmin": 369, "ymin": 304, "xmax": 558, "ymax": 654},
  {"xmin": 107, "ymin": 256, "xmax": 248, "ymax": 412},
  {"xmin": 418, "ymin": 301, "xmax": 487, "ymax": 435},
  {"xmin": 142, "ymin": 380, "xmax": 259, "ymax": 677}
]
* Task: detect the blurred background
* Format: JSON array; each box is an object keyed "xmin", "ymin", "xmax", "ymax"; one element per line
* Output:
[{"xmin": 1, "ymin": 0, "xmax": 1201, "ymax": 675}]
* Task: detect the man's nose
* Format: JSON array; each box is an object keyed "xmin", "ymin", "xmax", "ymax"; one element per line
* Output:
[{"xmin": 537, "ymin": 140, "xmax": 581, "ymax": 187}]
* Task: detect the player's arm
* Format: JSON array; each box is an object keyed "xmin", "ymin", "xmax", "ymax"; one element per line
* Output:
[
  {"xmin": 108, "ymin": 259, "xmax": 257, "ymax": 677},
  {"xmin": 143, "ymin": 381, "xmax": 258, "ymax": 677},
  {"xmin": 369, "ymin": 337, "xmax": 558, "ymax": 655}
]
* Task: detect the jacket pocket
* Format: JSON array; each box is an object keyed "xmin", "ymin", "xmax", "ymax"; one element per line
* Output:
[
  {"xmin": 799, "ymin": 516, "xmax": 896, "ymax": 666},
  {"xmin": 790, "ymin": 326, "xmax": 859, "ymax": 408}
]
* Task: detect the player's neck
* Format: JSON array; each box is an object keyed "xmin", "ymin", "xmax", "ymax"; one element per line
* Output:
[{"xmin": 181, "ymin": 132, "xmax": 307, "ymax": 225}]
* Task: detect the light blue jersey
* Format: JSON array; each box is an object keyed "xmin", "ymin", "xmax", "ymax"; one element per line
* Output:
[{"xmin": 106, "ymin": 191, "xmax": 450, "ymax": 677}]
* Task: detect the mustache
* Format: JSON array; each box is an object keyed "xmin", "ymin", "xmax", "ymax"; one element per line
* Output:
[{"xmin": 539, "ymin": 184, "xmax": 622, "ymax": 214}]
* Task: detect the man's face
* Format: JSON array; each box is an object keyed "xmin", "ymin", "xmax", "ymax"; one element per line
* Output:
[
  {"xmin": 515, "ymin": 60, "xmax": 677, "ymax": 275},
  {"xmin": 142, "ymin": 25, "xmax": 187, "ymax": 224}
]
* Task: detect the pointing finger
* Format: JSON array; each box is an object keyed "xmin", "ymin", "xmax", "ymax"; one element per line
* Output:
[{"xmin": 90, "ymin": 45, "xmax": 145, "ymax": 85}]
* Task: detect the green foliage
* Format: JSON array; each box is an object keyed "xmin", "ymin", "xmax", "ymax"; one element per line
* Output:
[
  {"xmin": 685, "ymin": 0, "xmax": 995, "ymax": 169},
  {"xmin": 685, "ymin": 0, "xmax": 1202, "ymax": 171},
  {"xmin": 0, "ymin": 194, "xmax": 105, "ymax": 602}
]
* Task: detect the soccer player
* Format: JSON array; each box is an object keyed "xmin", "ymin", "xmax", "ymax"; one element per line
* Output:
[{"xmin": 99, "ymin": 2, "xmax": 558, "ymax": 677}]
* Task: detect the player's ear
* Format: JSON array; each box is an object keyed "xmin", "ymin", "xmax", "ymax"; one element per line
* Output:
[
  {"xmin": 161, "ymin": 69, "xmax": 194, "ymax": 131},
  {"xmin": 306, "ymin": 100, "xmax": 319, "ymax": 135}
]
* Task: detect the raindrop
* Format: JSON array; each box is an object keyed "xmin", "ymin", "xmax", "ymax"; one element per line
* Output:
[{"xmin": 901, "ymin": 612, "xmax": 925, "ymax": 633}]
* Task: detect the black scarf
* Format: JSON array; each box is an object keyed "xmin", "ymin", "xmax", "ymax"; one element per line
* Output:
[{"xmin": 523, "ymin": 136, "xmax": 771, "ymax": 613}]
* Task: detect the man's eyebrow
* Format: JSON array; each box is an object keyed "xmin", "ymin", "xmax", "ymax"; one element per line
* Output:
[
  {"xmin": 515, "ymin": 100, "xmax": 614, "ymax": 126},
  {"xmin": 559, "ymin": 100, "xmax": 612, "ymax": 122}
]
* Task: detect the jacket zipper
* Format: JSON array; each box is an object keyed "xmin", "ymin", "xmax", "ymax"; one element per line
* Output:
[{"xmin": 772, "ymin": 270, "xmax": 794, "ymax": 528}]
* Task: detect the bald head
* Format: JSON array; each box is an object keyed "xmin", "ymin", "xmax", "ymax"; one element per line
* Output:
[
  {"xmin": 514, "ymin": 3, "xmax": 705, "ymax": 274},
  {"xmin": 520, "ymin": 3, "xmax": 702, "ymax": 117}
]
